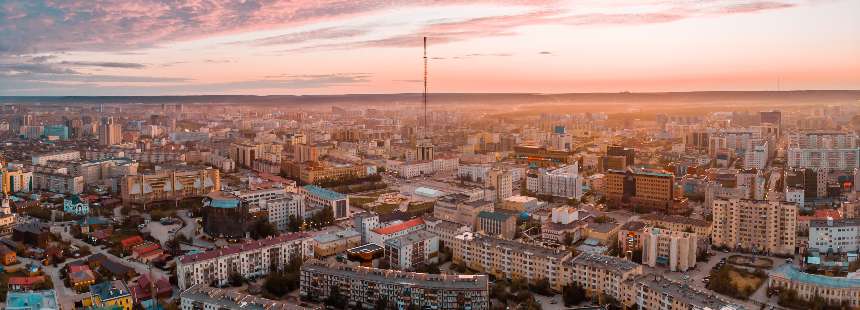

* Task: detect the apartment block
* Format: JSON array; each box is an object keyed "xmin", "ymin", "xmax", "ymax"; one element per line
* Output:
[
  {"xmin": 638, "ymin": 214, "xmax": 712, "ymax": 238},
  {"xmin": 526, "ymin": 164, "xmax": 583, "ymax": 199},
  {"xmin": 711, "ymin": 199, "xmax": 796, "ymax": 255},
  {"xmin": 120, "ymin": 167, "xmax": 220, "ymax": 206},
  {"xmin": 300, "ymin": 259, "xmax": 489, "ymax": 310},
  {"xmin": 604, "ymin": 168, "xmax": 687, "ymax": 214},
  {"xmin": 384, "ymin": 230, "xmax": 439, "ymax": 270},
  {"xmin": 641, "ymin": 228, "xmax": 697, "ymax": 272},
  {"xmin": 453, "ymin": 232, "xmax": 572, "ymax": 290},
  {"xmin": 808, "ymin": 218, "xmax": 860, "ymax": 253},
  {"xmin": 625, "ymin": 275, "xmax": 743, "ymax": 310},
  {"xmin": 176, "ymin": 232, "xmax": 312, "ymax": 290},
  {"xmin": 560, "ymin": 253, "xmax": 643, "ymax": 301},
  {"xmin": 180, "ymin": 283, "xmax": 306, "ymax": 310}
]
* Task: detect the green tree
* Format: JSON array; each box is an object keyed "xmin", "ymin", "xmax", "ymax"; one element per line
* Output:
[
  {"xmin": 250, "ymin": 219, "xmax": 278, "ymax": 239},
  {"xmin": 287, "ymin": 215, "xmax": 303, "ymax": 232},
  {"xmin": 562, "ymin": 283, "xmax": 586, "ymax": 306},
  {"xmin": 326, "ymin": 286, "xmax": 348, "ymax": 309},
  {"xmin": 229, "ymin": 272, "xmax": 243, "ymax": 287}
]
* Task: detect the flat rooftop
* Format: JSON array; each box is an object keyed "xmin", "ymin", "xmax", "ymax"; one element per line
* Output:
[{"xmin": 301, "ymin": 259, "xmax": 488, "ymax": 290}]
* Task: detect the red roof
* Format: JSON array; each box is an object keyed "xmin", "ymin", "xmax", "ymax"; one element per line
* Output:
[
  {"xmin": 121, "ymin": 236, "xmax": 144, "ymax": 248},
  {"xmin": 798, "ymin": 209, "xmax": 842, "ymax": 222},
  {"xmin": 68, "ymin": 264, "xmax": 91, "ymax": 273},
  {"xmin": 371, "ymin": 218, "xmax": 425, "ymax": 235},
  {"xmin": 179, "ymin": 232, "xmax": 309, "ymax": 264},
  {"xmin": 8, "ymin": 276, "xmax": 45, "ymax": 286},
  {"xmin": 133, "ymin": 242, "xmax": 161, "ymax": 255}
]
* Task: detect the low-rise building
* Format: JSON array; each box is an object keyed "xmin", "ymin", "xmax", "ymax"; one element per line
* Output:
[
  {"xmin": 300, "ymin": 259, "xmax": 489, "ymax": 310},
  {"xmin": 5, "ymin": 290, "xmax": 60, "ymax": 310},
  {"xmin": 63, "ymin": 194, "xmax": 89, "ymax": 216},
  {"xmin": 433, "ymin": 193, "xmax": 493, "ymax": 228},
  {"xmin": 300, "ymin": 185, "xmax": 349, "ymax": 220},
  {"xmin": 768, "ymin": 264, "xmax": 860, "ymax": 308},
  {"xmin": 312, "ymin": 229, "xmax": 361, "ymax": 258},
  {"xmin": 82, "ymin": 280, "xmax": 134, "ymax": 310}
]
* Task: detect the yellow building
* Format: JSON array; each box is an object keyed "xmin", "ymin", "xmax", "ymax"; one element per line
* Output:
[
  {"xmin": 711, "ymin": 199, "xmax": 796, "ymax": 256},
  {"xmin": 604, "ymin": 168, "xmax": 688, "ymax": 214},
  {"xmin": 453, "ymin": 232, "xmax": 572, "ymax": 291},
  {"xmin": 83, "ymin": 280, "xmax": 133, "ymax": 310}
]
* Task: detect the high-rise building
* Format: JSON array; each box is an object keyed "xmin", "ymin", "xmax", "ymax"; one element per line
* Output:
[
  {"xmin": 604, "ymin": 168, "xmax": 687, "ymax": 214},
  {"xmin": 711, "ymin": 199, "xmax": 796, "ymax": 255},
  {"xmin": 98, "ymin": 123, "xmax": 122, "ymax": 146},
  {"xmin": 229, "ymin": 142, "xmax": 259, "ymax": 168},
  {"xmin": 526, "ymin": 164, "xmax": 583, "ymax": 199},
  {"xmin": 641, "ymin": 228, "xmax": 697, "ymax": 272}
]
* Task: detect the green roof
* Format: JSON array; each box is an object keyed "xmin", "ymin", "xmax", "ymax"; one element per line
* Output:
[{"xmin": 771, "ymin": 264, "xmax": 860, "ymax": 288}]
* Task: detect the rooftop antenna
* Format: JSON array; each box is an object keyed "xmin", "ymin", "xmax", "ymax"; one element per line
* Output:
[{"xmin": 423, "ymin": 36, "xmax": 428, "ymax": 138}]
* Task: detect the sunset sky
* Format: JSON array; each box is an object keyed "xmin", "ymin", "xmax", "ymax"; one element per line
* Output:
[{"xmin": 1, "ymin": 0, "xmax": 858, "ymax": 96}]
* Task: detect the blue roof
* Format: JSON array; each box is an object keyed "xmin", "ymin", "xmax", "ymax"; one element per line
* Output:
[
  {"xmin": 6, "ymin": 290, "xmax": 59, "ymax": 309},
  {"xmin": 209, "ymin": 198, "xmax": 240, "ymax": 208},
  {"xmin": 90, "ymin": 281, "xmax": 130, "ymax": 301},
  {"xmin": 771, "ymin": 264, "xmax": 860, "ymax": 288},
  {"xmin": 303, "ymin": 185, "xmax": 346, "ymax": 201}
]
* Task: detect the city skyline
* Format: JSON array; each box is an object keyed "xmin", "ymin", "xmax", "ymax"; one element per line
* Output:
[{"xmin": 2, "ymin": 0, "xmax": 859, "ymax": 96}]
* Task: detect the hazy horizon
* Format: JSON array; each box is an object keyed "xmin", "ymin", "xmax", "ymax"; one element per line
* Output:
[{"xmin": 2, "ymin": 0, "xmax": 859, "ymax": 96}]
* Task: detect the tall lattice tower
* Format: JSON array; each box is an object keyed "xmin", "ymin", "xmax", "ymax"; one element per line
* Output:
[{"xmin": 416, "ymin": 36, "xmax": 434, "ymax": 162}]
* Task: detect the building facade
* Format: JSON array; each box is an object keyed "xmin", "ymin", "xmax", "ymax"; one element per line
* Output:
[
  {"xmin": 176, "ymin": 232, "xmax": 312, "ymax": 290},
  {"xmin": 641, "ymin": 228, "xmax": 697, "ymax": 272},
  {"xmin": 300, "ymin": 259, "xmax": 489, "ymax": 310},
  {"xmin": 711, "ymin": 199, "xmax": 797, "ymax": 255}
]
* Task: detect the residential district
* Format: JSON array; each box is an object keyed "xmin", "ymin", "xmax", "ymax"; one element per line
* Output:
[{"xmin": 0, "ymin": 102, "xmax": 859, "ymax": 310}]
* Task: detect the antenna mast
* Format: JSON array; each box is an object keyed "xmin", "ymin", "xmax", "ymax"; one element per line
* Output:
[{"xmin": 423, "ymin": 36, "xmax": 428, "ymax": 137}]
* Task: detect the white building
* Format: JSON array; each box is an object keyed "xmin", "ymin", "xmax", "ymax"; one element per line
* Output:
[
  {"xmin": 266, "ymin": 193, "xmax": 305, "ymax": 231},
  {"xmin": 787, "ymin": 148, "xmax": 859, "ymax": 171},
  {"xmin": 367, "ymin": 218, "xmax": 426, "ymax": 246},
  {"xmin": 235, "ymin": 187, "xmax": 288, "ymax": 213},
  {"xmin": 300, "ymin": 185, "xmax": 349, "ymax": 220},
  {"xmin": 32, "ymin": 150, "xmax": 81, "ymax": 166},
  {"xmin": 390, "ymin": 157, "xmax": 459, "ymax": 179},
  {"xmin": 176, "ymin": 232, "xmax": 312, "ymax": 290},
  {"xmin": 641, "ymin": 228, "xmax": 697, "ymax": 272},
  {"xmin": 352, "ymin": 212, "xmax": 380, "ymax": 243},
  {"xmin": 808, "ymin": 218, "xmax": 860, "ymax": 253},
  {"xmin": 526, "ymin": 164, "xmax": 583, "ymax": 199},
  {"xmin": 743, "ymin": 139, "xmax": 769, "ymax": 170},
  {"xmin": 384, "ymin": 230, "xmax": 439, "ymax": 271}
]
